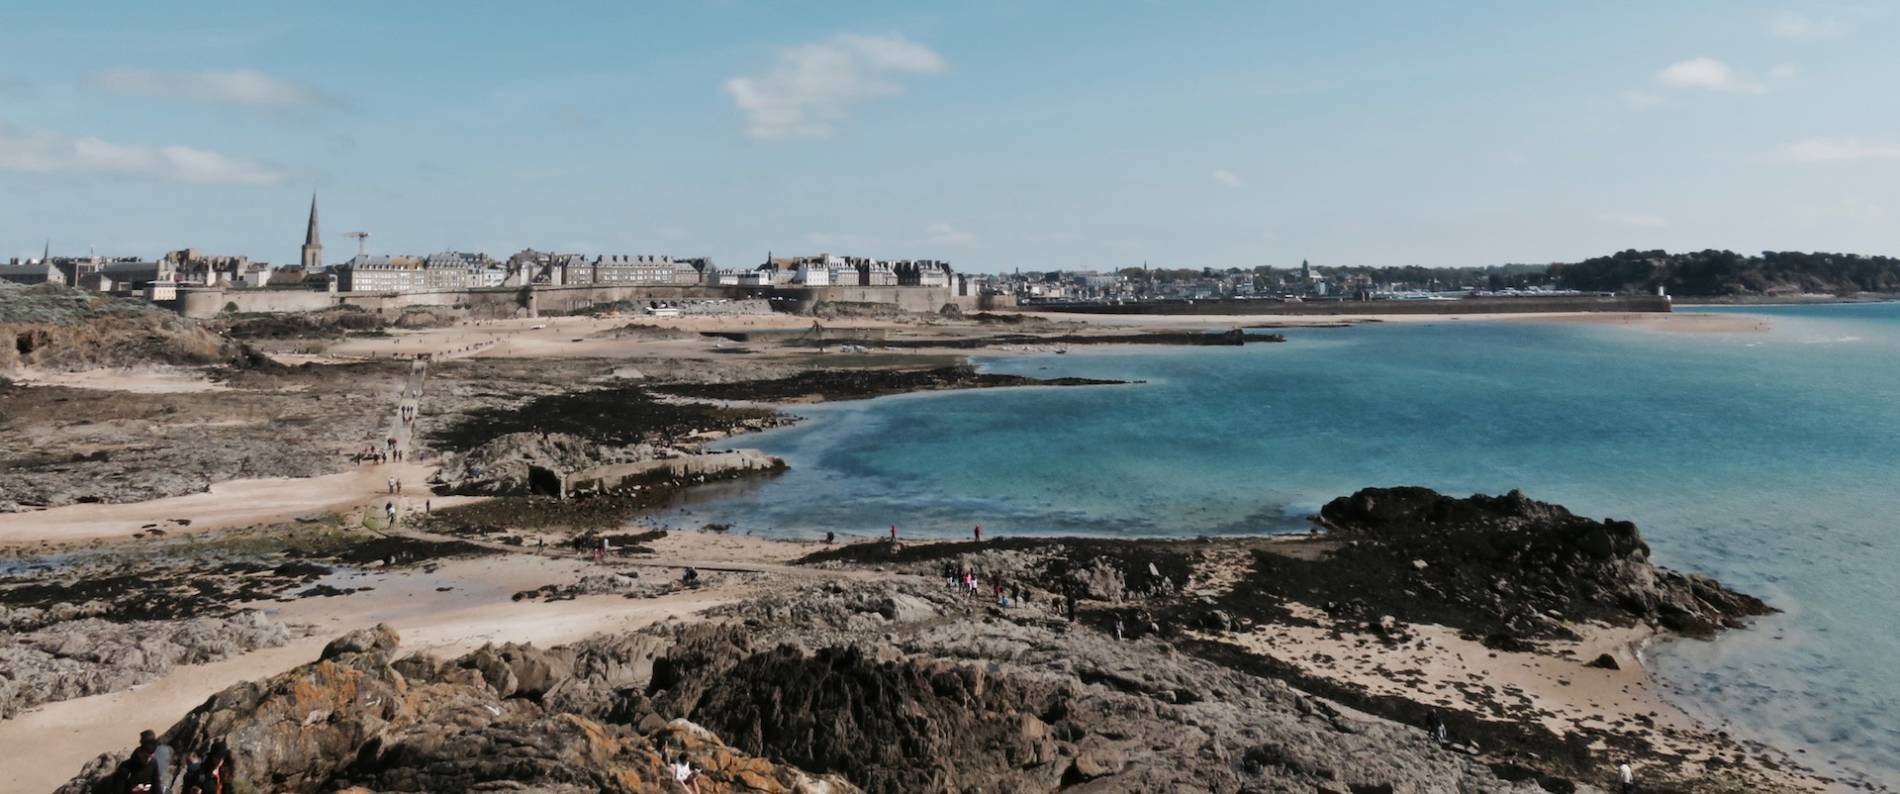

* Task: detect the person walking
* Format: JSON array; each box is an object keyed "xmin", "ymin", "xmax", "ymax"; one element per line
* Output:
[{"xmin": 1618, "ymin": 760, "xmax": 1635, "ymax": 794}]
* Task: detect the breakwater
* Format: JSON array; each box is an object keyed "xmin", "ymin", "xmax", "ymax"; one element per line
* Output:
[{"xmin": 1022, "ymin": 295, "xmax": 1671, "ymax": 315}]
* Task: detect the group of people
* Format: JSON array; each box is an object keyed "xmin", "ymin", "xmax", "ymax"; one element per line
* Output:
[
  {"xmin": 940, "ymin": 563, "xmax": 1036, "ymax": 609},
  {"xmin": 110, "ymin": 731, "xmax": 232, "ymax": 794},
  {"xmin": 356, "ymin": 437, "xmax": 404, "ymax": 465}
]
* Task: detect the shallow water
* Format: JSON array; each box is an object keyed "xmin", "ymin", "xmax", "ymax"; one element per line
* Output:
[{"xmin": 684, "ymin": 304, "xmax": 1900, "ymax": 785}]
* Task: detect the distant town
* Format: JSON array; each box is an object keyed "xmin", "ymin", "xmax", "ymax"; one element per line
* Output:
[
  {"xmin": 8, "ymin": 195, "xmax": 1893, "ymax": 313},
  {"xmin": 0, "ymin": 194, "xmax": 1612, "ymax": 312}
]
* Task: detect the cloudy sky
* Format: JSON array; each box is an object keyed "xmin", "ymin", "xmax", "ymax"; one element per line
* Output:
[{"xmin": 2, "ymin": 1, "xmax": 1896, "ymax": 272}]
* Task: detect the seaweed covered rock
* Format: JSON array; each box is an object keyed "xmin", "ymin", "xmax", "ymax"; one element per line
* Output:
[{"xmin": 1317, "ymin": 487, "xmax": 1774, "ymax": 638}]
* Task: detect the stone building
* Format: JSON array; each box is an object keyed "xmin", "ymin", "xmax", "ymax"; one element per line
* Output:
[
  {"xmin": 164, "ymin": 248, "xmax": 269, "ymax": 287},
  {"xmin": 0, "ymin": 260, "xmax": 62, "ymax": 286},
  {"xmin": 585, "ymin": 254, "xmax": 698, "ymax": 286},
  {"xmin": 894, "ymin": 259, "xmax": 953, "ymax": 287},
  {"xmin": 334, "ymin": 254, "xmax": 427, "ymax": 292},
  {"xmin": 857, "ymin": 259, "xmax": 898, "ymax": 286}
]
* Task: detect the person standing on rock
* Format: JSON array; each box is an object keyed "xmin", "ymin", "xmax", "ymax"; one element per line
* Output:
[
  {"xmin": 137, "ymin": 730, "xmax": 173, "ymax": 794},
  {"xmin": 111, "ymin": 735, "xmax": 162, "ymax": 794},
  {"xmin": 1618, "ymin": 760, "xmax": 1635, "ymax": 794},
  {"xmin": 973, "ymin": 525, "xmax": 981, "ymax": 543},
  {"xmin": 181, "ymin": 742, "xmax": 230, "ymax": 794},
  {"xmin": 669, "ymin": 754, "xmax": 702, "ymax": 794}
]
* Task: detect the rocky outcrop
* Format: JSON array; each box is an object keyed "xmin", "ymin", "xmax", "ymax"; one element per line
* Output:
[
  {"xmin": 1316, "ymin": 486, "xmax": 1774, "ymax": 638},
  {"xmin": 0, "ymin": 282, "xmax": 266, "ymax": 371},
  {"xmin": 649, "ymin": 582, "xmax": 1514, "ymax": 794},
  {"xmin": 0, "ymin": 609, "xmax": 289, "ymax": 718},
  {"xmin": 433, "ymin": 431, "xmax": 661, "ymax": 495},
  {"xmin": 56, "ymin": 585, "xmax": 1523, "ymax": 794},
  {"xmin": 54, "ymin": 623, "xmax": 860, "ymax": 794}
]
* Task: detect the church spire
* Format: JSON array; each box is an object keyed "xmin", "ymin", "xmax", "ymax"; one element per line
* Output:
[
  {"xmin": 300, "ymin": 192, "xmax": 324, "ymax": 269},
  {"xmin": 42, "ymin": 239, "xmax": 49, "ymax": 264},
  {"xmin": 304, "ymin": 193, "xmax": 320, "ymax": 246}
]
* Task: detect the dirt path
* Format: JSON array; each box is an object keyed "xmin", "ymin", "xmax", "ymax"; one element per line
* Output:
[
  {"xmin": 0, "ymin": 461, "xmax": 437, "ymax": 546},
  {"xmin": 3, "ymin": 352, "xmax": 445, "ymax": 547}
]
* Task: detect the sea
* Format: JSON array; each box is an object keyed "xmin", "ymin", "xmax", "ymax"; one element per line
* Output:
[{"xmin": 677, "ymin": 303, "xmax": 1900, "ymax": 787}]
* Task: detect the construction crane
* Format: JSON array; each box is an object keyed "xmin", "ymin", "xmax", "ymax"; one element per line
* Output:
[{"xmin": 345, "ymin": 231, "xmax": 370, "ymax": 256}]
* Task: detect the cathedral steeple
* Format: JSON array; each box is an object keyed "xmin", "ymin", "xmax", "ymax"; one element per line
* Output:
[{"xmin": 301, "ymin": 193, "xmax": 323, "ymax": 269}]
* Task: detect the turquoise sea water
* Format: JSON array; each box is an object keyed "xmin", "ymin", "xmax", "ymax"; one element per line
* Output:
[{"xmin": 685, "ymin": 304, "xmax": 1900, "ymax": 786}]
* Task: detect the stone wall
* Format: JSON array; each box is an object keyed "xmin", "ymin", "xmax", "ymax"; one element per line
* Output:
[
  {"xmin": 170, "ymin": 283, "xmax": 963, "ymax": 320},
  {"xmin": 775, "ymin": 285, "xmax": 956, "ymax": 314}
]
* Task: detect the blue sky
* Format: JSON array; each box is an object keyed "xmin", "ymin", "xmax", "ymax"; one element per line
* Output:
[{"xmin": 2, "ymin": 1, "xmax": 1897, "ymax": 272}]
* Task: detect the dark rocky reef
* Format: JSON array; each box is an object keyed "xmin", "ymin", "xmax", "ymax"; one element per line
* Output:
[
  {"xmin": 872, "ymin": 328, "xmax": 1284, "ymax": 349},
  {"xmin": 650, "ymin": 364, "xmax": 1128, "ymax": 403},
  {"xmin": 1313, "ymin": 486, "xmax": 1774, "ymax": 639}
]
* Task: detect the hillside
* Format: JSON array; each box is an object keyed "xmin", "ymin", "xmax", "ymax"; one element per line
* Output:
[{"xmin": 1553, "ymin": 249, "xmax": 1900, "ymax": 297}]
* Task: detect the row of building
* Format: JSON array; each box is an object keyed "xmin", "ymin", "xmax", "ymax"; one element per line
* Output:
[
  {"xmin": 0, "ymin": 246, "xmax": 290, "ymax": 298},
  {"xmin": 2, "ymin": 197, "xmax": 989, "ymax": 299}
]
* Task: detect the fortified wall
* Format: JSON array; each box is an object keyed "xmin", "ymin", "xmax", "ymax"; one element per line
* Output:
[
  {"xmin": 1022, "ymin": 294, "xmax": 1673, "ymax": 316},
  {"xmin": 170, "ymin": 283, "xmax": 983, "ymax": 320}
]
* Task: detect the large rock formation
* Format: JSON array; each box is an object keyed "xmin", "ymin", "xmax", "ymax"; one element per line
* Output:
[
  {"xmin": 0, "ymin": 282, "xmax": 268, "ymax": 371},
  {"xmin": 55, "ymin": 624, "xmax": 859, "ymax": 794},
  {"xmin": 1316, "ymin": 486, "xmax": 1774, "ymax": 638},
  {"xmin": 56, "ymin": 587, "xmax": 1528, "ymax": 794}
]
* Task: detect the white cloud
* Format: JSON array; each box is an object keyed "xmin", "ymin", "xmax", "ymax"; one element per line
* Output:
[
  {"xmin": 1623, "ymin": 90, "xmax": 1666, "ymax": 108},
  {"xmin": 924, "ymin": 222, "xmax": 975, "ymax": 246},
  {"xmin": 0, "ymin": 124, "xmax": 282, "ymax": 185},
  {"xmin": 1212, "ymin": 169, "xmax": 1243, "ymax": 187},
  {"xmin": 1768, "ymin": 12, "xmax": 1846, "ymax": 41},
  {"xmin": 1654, "ymin": 57, "xmax": 1764, "ymax": 93},
  {"xmin": 1601, "ymin": 212, "xmax": 1669, "ymax": 228},
  {"xmin": 90, "ymin": 68, "xmax": 331, "ymax": 110},
  {"xmin": 1780, "ymin": 137, "xmax": 1900, "ymax": 163},
  {"xmin": 724, "ymin": 33, "xmax": 945, "ymax": 139}
]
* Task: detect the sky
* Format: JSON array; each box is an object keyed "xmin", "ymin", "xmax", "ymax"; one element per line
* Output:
[{"xmin": 2, "ymin": 1, "xmax": 1897, "ymax": 273}]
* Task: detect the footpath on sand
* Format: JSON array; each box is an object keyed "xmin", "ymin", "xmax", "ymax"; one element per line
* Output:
[{"xmin": 2, "ymin": 352, "xmax": 444, "ymax": 547}]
